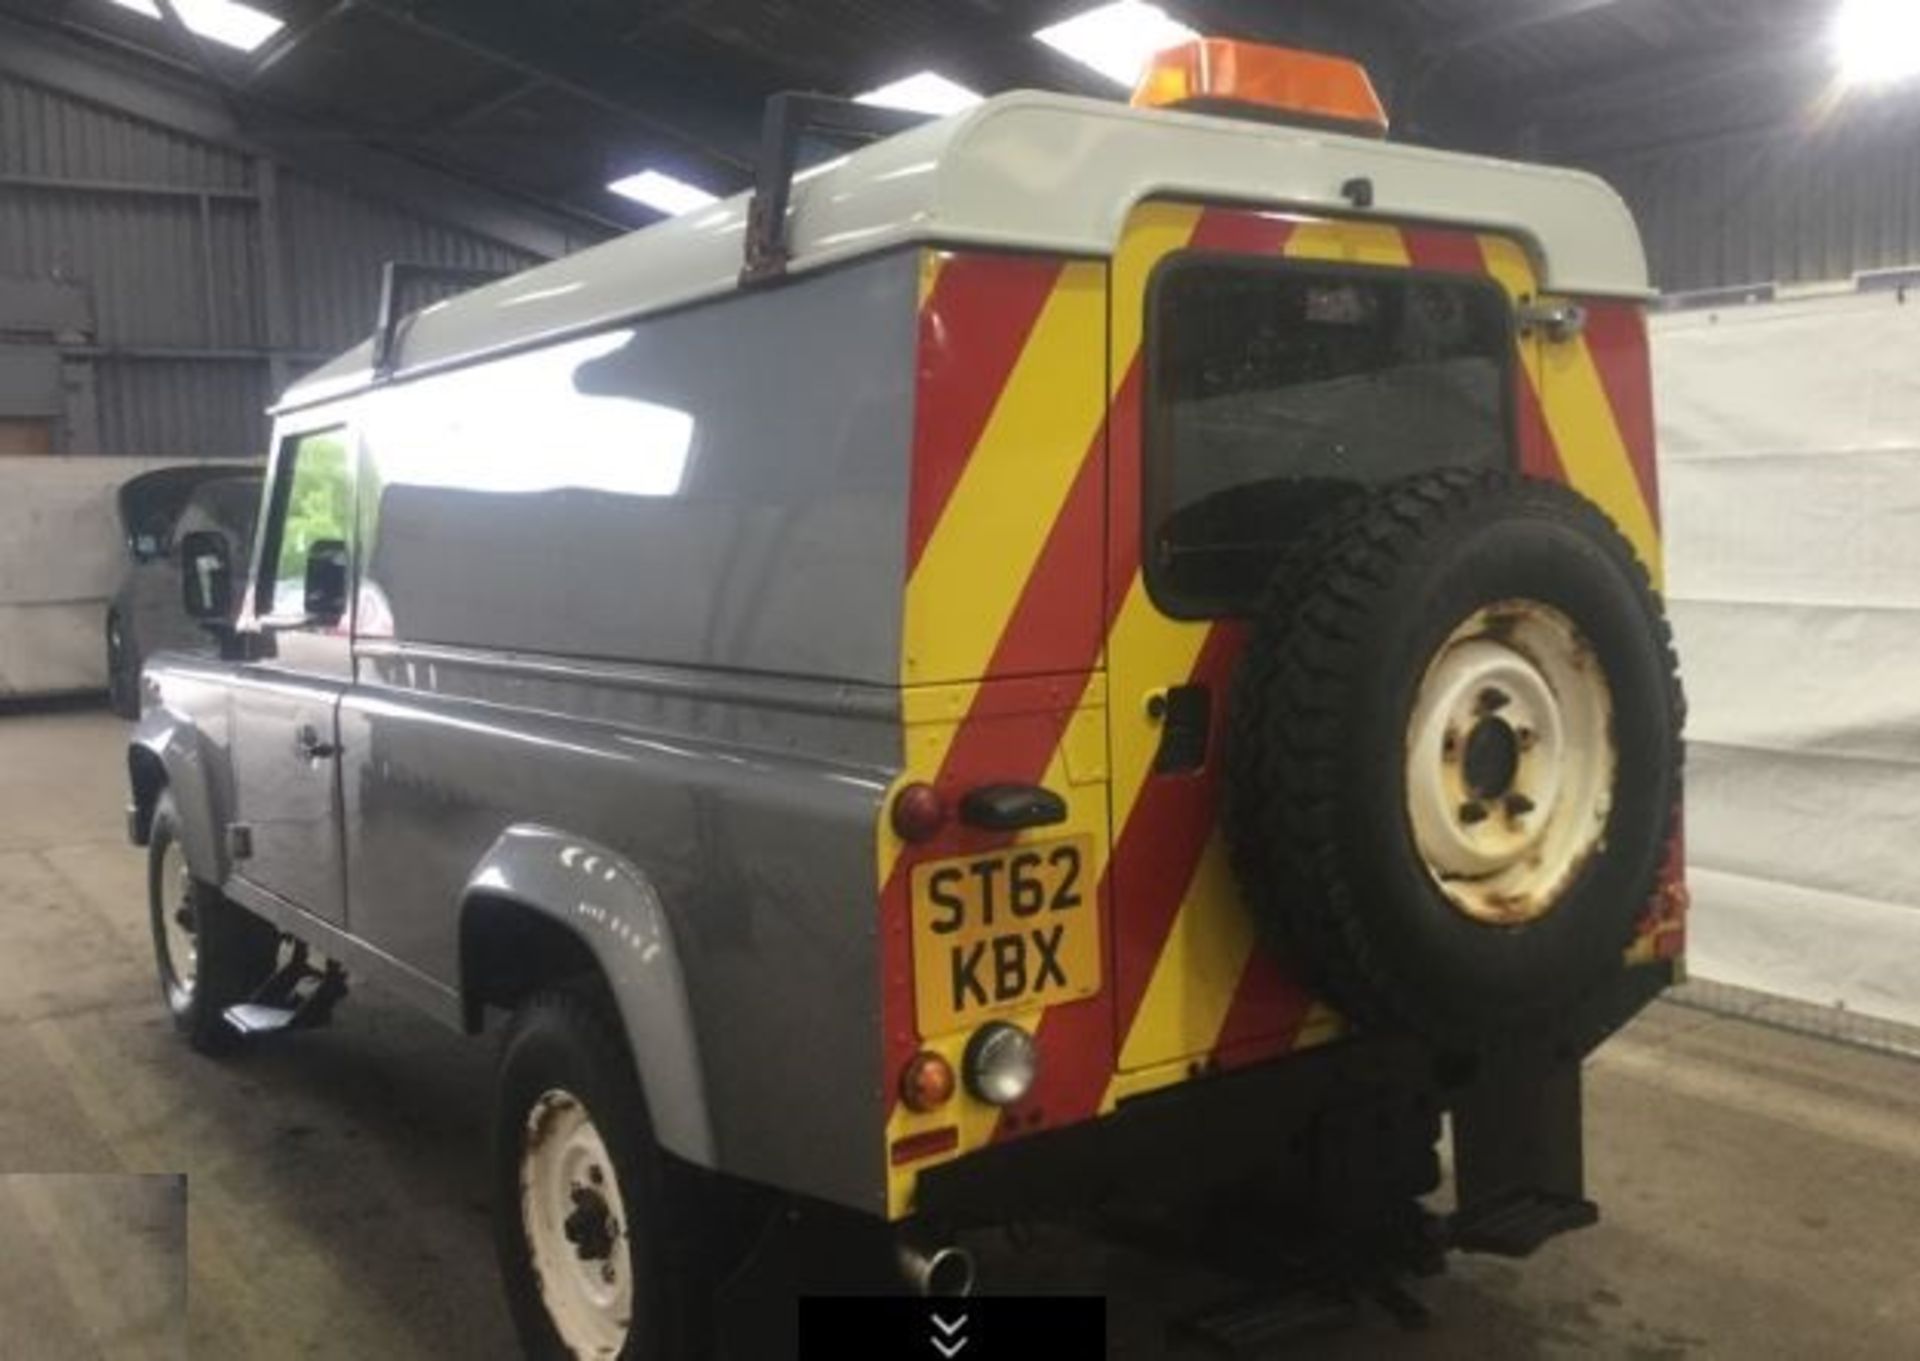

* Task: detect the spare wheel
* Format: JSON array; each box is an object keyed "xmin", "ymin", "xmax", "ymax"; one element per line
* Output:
[{"xmin": 1225, "ymin": 468, "xmax": 1683, "ymax": 1043}]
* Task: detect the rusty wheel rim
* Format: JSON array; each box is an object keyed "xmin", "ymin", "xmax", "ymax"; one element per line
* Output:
[
  {"xmin": 1404, "ymin": 599, "xmax": 1615, "ymax": 926},
  {"xmin": 520, "ymin": 1088, "xmax": 632, "ymax": 1358}
]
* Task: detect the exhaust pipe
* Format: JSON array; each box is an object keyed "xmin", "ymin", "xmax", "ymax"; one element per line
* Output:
[{"xmin": 897, "ymin": 1235, "xmax": 976, "ymax": 1298}]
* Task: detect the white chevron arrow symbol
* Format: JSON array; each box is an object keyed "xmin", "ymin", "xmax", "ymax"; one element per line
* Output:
[
  {"xmin": 930, "ymin": 1336, "xmax": 968, "ymax": 1359},
  {"xmin": 931, "ymin": 1312, "xmax": 968, "ymax": 1337}
]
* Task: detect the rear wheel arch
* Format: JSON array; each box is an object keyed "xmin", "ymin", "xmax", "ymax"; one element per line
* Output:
[{"xmin": 458, "ymin": 828, "xmax": 719, "ymax": 1170}]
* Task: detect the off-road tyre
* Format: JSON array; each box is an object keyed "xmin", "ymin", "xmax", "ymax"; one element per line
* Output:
[
  {"xmin": 147, "ymin": 790, "xmax": 281, "ymax": 1054},
  {"xmin": 1226, "ymin": 469, "xmax": 1683, "ymax": 1044},
  {"xmin": 494, "ymin": 989, "xmax": 706, "ymax": 1361}
]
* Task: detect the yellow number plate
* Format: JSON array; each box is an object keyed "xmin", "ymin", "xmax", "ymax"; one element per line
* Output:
[{"xmin": 909, "ymin": 835, "xmax": 1101, "ymax": 1037}]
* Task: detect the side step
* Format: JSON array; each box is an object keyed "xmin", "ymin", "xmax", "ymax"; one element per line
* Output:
[
  {"xmin": 1448, "ymin": 1190, "xmax": 1598, "ymax": 1258},
  {"xmin": 224, "ymin": 944, "xmax": 349, "ymax": 1036}
]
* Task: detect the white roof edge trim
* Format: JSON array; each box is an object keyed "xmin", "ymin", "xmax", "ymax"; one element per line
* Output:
[{"xmin": 281, "ymin": 91, "xmax": 1649, "ymax": 412}]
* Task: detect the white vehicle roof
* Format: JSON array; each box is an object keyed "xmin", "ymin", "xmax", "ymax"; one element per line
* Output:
[{"xmin": 283, "ymin": 90, "xmax": 1649, "ymax": 410}]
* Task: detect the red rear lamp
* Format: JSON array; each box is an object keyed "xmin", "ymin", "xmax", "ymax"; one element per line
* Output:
[
  {"xmin": 891, "ymin": 781, "xmax": 947, "ymax": 843},
  {"xmin": 900, "ymin": 1050, "xmax": 957, "ymax": 1113},
  {"xmin": 1133, "ymin": 38, "xmax": 1389, "ymax": 140}
]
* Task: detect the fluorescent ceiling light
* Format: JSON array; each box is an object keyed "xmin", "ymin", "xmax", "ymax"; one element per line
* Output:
[
  {"xmin": 1834, "ymin": 0, "xmax": 1920, "ymax": 86},
  {"xmin": 606, "ymin": 169, "xmax": 720, "ymax": 216},
  {"xmin": 107, "ymin": 0, "xmax": 285, "ymax": 53},
  {"xmin": 1035, "ymin": 1, "xmax": 1199, "ymax": 88},
  {"xmin": 855, "ymin": 70, "xmax": 984, "ymax": 117}
]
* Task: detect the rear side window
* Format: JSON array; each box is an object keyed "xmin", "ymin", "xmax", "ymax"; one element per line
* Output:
[
  {"xmin": 259, "ymin": 430, "xmax": 352, "ymax": 619},
  {"xmin": 1145, "ymin": 257, "xmax": 1514, "ymax": 617}
]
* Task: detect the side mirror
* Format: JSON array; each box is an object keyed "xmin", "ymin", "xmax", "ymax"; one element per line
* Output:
[
  {"xmin": 180, "ymin": 531, "xmax": 233, "ymax": 621},
  {"xmin": 303, "ymin": 539, "xmax": 349, "ymax": 624}
]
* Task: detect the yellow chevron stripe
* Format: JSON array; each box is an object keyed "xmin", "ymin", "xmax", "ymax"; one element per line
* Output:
[
  {"xmin": 903, "ymin": 260, "xmax": 1107, "ymax": 687},
  {"xmin": 1111, "ymin": 201, "xmax": 1202, "ymax": 394},
  {"xmin": 1285, "ymin": 219, "xmax": 1411, "ymax": 266},
  {"xmin": 918, "ymin": 248, "xmax": 947, "ymax": 310},
  {"xmin": 1538, "ymin": 342, "xmax": 1664, "ymax": 585}
]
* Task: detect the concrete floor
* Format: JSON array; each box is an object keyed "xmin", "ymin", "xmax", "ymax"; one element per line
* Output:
[
  {"xmin": 3, "ymin": 705, "xmax": 1919, "ymax": 1359},
  {"xmin": 0, "ymin": 1174, "xmax": 185, "ymax": 1360}
]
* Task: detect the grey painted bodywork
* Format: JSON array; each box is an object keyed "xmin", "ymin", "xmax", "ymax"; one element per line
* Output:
[{"xmin": 130, "ymin": 253, "xmax": 920, "ymax": 1215}]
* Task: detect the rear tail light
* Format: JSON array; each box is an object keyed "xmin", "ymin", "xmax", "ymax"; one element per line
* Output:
[{"xmin": 891, "ymin": 781, "xmax": 947, "ymax": 842}]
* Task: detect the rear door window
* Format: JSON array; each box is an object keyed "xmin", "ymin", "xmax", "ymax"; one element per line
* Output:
[{"xmin": 1145, "ymin": 257, "xmax": 1515, "ymax": 617}]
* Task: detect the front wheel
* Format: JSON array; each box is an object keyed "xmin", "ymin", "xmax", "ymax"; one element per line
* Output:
[
  {"xmin": 147, "ymin": 790, "xmax": 279, "ymax": 1054},
  {"xmin": 494, "ymin": 991, "xmax": 699, "ymax": 1360}
]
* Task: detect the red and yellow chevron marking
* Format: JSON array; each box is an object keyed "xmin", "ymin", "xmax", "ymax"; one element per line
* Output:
[{"xmin": 881, "ymin": 209, "xmax": 1677, "ymax": 1218}]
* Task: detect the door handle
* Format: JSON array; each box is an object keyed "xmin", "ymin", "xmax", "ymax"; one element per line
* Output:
[
  {"xmin": 1149, "ymin": 683, "xmax": 1212, "ymax": 774},
  {"xmin": 294, "ymin": 723, "xmax": 339, "ymax": 761}
]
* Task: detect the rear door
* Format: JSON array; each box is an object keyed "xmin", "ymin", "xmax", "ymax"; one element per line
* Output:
[
  {"xmin": 227, "ymin": 418, "xmax": 356, "ymax": 925},
  {"xmin": 1102, "ymin": 201, "xmax": 1524, "ymax": 1096}
]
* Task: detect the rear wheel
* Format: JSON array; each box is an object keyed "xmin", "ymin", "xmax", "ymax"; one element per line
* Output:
[
  {"xmin": 494, "ymin": 991, "xmax": 701, "ymax": 1360},
  {"xmin": 146, "ymin": 790, "xmax": 279, "ymax": 1054}
]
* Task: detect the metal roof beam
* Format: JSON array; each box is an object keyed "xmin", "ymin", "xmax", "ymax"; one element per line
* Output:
[
  {"xmin": 243, "ymin": 0, "xmax": 362, "ymax": 88},
  {"xmin": 356, "ymin": 0, "xmax": 765, "ymax": 175}
]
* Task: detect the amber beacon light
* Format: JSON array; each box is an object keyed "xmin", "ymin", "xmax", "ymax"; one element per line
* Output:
[{"xmin": 1132, "ymin": 38, "xmax": 1390, "ymax": 139}]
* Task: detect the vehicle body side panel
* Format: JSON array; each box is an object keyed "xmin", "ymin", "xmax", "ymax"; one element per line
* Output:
[
  {"xmin": 340, "ymin": 656, "xmax": 898, "ymax": 1210},
  {"xmin": 462, "ymin": 824, "xmax": 718, "ymax": 1167},
  {"xmin": 329, "ymin": 255, "xmax": 923, "ymax": 1214},
  {"xmin": 353, "ymin": 252, "xmax": 918, "ymax": 685}
]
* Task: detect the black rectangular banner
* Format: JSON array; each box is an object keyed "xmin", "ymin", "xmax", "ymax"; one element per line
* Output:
[{"xmin": 798, "ymin": 1295, "xmax": 1107, "ymax": 1359}]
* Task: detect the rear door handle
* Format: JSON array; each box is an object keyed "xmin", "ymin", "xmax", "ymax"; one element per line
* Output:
[
  {"xmin": 294, "ymin": 722, "xmax": 339, "ymax": 761},
  {"xmin": 960, "ymin": 783, "xmax": 1068, "ymax": 832},
  {"xmin": 1150, "ymin": 683, "xmax": 1212, "ymax": 774}
]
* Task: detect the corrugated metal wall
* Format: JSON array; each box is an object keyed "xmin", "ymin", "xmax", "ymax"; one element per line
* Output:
[
  {"xmin": 1573, "ymin": 103, "xmax": 1920, "ymax": 295},
  {"xmin": 0, "ymin": 72, "xmax": 545, "ymax": 460}
]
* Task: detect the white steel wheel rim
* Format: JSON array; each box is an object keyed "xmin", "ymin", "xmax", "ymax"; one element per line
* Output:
[
  {"xmin": 157, "ymin": 839, "xmax": 198, "ymax": 1001},
  {"xmin": 520, "ymin": 1088, "xmax": 633, "ymax": 1359},
  {"xmin": 1404, "ymin": 599, "xmax": 1615, "ymax": 926}
]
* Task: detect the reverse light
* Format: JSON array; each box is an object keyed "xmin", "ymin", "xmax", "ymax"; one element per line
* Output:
[
  {"xmin": 900, "ymin": 1050, "xmax": 957, "ymax": 1113},
  {"xmin": 1133, "ymin": 38, "xmax": 1389, "ymax": 139},
  {"xmin": 891, "ymin": 781, "xmax": 947, "ymax": 843},
  {"xmin": 962, "ymin": 1022, "xmax": 1038, "ymax": 1107}
]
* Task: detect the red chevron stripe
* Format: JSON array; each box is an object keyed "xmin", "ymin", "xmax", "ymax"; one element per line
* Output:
[
  {"xmin": 1515, "ymin": 363, "xmax": 1565, "ymax": 481},
  {"xmin": 1403, "ymin": 227, "xmax": 1487, "ymax": 276},
  {"xmin": 1580, "ymin": 301, "xmax": 1661, "ymax": 523},
  {"xmin": 907, "ymin": 255, "xmax": 1064, "ymax": 573},
  {"xmin": 1106, "ymin": 621, "xmax": 1245, "ymax": 1040},
  {"xmin": 1189, "ymin": 207, "xmax": 1299, "ymax": 254},
  {"xmin": 1210, "ymin": 949, "xmax": 1316, "ymax": 1070}
]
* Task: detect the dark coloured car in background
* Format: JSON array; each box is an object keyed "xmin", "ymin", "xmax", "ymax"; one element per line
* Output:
[{"xmin": 106, "ymin": 465, "xmax": 262, "ymax": 718}]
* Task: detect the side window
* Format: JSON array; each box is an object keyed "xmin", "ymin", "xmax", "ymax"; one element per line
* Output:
[
  {"xmin": 259, "ymin": 429, "xmax": 352, "ymax": 620},
  {"xmin": 1145, "ymin": 257, "xmax": 1515, "ymax": 617}
]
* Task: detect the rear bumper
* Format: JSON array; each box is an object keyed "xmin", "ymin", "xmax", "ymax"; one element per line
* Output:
[{"xmin": 914, "ymin": 961, "xmax": 1673, "ymax": 1228}]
